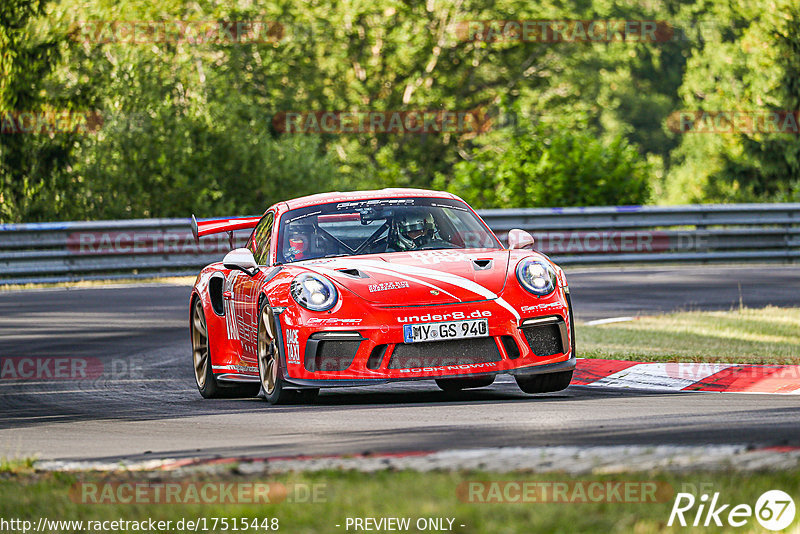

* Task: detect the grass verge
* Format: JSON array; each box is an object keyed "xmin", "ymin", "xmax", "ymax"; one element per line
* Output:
[
  {"xmin": 1, "ymin": 468, "xmax": 798, "ymax": 533},
  {"xmin": 0, "ymin": 457, "xmax": 35, "ymax": 474},
  {"xmin": 576, "ymin": 306, "xmax": 800, "ymax": 364}
]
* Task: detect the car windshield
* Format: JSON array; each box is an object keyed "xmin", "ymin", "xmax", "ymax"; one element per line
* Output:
[{"xmin": 275, "ymin": 197, "xmax": 501, "ymax": 264}]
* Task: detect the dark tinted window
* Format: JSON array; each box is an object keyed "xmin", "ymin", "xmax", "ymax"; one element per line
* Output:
[
  {"xmin": 250, "ymin": 212, "xmax": 274, "ymax": 265},
  {"xmin": 276, "ymin": 197, "xmax": 501, "ymax": 264}
]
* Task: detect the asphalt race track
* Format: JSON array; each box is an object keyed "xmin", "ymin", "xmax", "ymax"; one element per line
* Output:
[{"xmin": 1, "ymin": 265, "xmax": 799, "ymax": 462}]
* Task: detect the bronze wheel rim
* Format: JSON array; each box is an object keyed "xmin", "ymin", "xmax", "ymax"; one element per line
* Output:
[
  {"xmin": 258, "ymin": 308, "xmax": 278, "ymax": 395},
  {"xmin": 192, "ymin": 300, "xmax": 209, "ymax": 388}
]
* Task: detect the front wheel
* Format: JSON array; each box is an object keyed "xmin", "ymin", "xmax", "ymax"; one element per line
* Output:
[
  {"xmin": 435, "ymin": 375, "xmax": 495, "ymax": 392},
  {"xmin": 257, "ymin": 304, "xmax": 318, "ymax": 405},
  {"xmin": 515, "ymin": 370, "xmax": 573, "ymax": 394}
]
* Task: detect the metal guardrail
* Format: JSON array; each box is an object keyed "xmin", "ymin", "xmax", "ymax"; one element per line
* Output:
[
  {"xmin": 0, "ymin": 203, "xmax": 798, "ymax": 285},
  {"xmin": 483, "ymin": 203, "xmax": 800, "ymax": 265}
]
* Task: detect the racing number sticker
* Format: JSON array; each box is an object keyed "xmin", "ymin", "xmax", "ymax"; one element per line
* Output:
[{"xmin": 285, "ymin": 329, "xmax": 300, "ymax": 364}]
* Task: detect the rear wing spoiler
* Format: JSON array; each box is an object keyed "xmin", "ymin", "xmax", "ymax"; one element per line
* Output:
[{"xmin": 191, "ymin": 214, "xmax": 261, "ymax": 247}]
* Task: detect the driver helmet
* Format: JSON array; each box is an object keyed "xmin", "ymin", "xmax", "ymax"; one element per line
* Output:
[
  {"xmin": 287, "ymin": 228, "xmax": 310, "ymax": 260},
  {"xmin": 395, "ymin": 210, "xmax": 434, "ymax": 250}
]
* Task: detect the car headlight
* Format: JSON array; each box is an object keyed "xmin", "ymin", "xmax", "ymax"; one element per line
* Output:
[
  {"xmin": 516, "ymin": 258, "xmax": 557, "ymax": 296},
  {"xmin": 291, "ymin": 273, "xmax": 338, "ymax": 311}
]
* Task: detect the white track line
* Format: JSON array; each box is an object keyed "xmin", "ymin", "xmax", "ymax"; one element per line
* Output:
[{"xmin": 583, "ymin": 316, "xmax": 636, "ymax": 326}]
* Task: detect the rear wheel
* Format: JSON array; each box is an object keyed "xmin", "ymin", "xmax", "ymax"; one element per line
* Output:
[
  {"xmin": 515, "ymin": 370, "xmax": 573, "ymax": 394},
  {"xmin": 257, "ymin": 304, "xmax": 318, "ymax": 405},
  {"xmin": 192, "ymin": 299, "xmax": 258, "ymax": 398},
  {"xmin": 436, "ymin": 375, "xmax": 495, "ymax": 392}
]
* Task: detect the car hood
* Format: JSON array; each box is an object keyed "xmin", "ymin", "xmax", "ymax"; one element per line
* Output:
[{"xmin": 297, "ymin": 249, "xmax": 512, "ymax": 305}]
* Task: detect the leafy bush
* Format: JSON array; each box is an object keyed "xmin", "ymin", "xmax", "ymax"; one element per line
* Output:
[{"xmin": 438, "ymin": 117, "xmax": 650, "ymax": 208}]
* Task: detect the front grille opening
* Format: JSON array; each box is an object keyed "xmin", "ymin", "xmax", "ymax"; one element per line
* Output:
[
  {"xmin": 521, "ymin": 323, "xmax": 564, "ymax": 357},
  {"xmin": 500, "ymin": 335, "xmax": 521, "ymax": 359},
  {"xmin": 366, "ymin": 344, "xmax": 388, "ymax": 370},
  {"xmin": 388, "ymin": 337, "xmax": 502, "ymax": 369},
  {"xmin": 304, "ymin": 339, "xmax": 360, "ymax": 372}
]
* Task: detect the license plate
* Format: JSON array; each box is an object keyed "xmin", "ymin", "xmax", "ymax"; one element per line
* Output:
[{"xmin": 403, "ymin": 318, "xmax": 489, "ymax": 343}]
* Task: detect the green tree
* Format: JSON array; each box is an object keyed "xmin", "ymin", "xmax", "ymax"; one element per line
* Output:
[
  {"xmin": 436, "ymin": 109, "xmax": 651, "ymax": 208},
  {"xmin": 0, "ymin": 0, "xmax": 89, "ymax": 221},
  {"xmin": 665, "ymin": 0, "xmax": 800, "ymax": 203}
]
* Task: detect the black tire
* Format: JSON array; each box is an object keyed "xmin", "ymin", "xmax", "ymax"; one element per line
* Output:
[
  {"xmin": 515, "ymin": 292, "xmax": 576, "ymax": 394},
  {"xmin": 191, "ymin": 298, "xmax": 259, "ymax": 398},
  {"xmin": 515, "ymin": 370, "xmax": 573, "ymax": 394},
  {"xmin": 257, "ymin": 302, "xmax": 319, "ymax": 405},
  {"xmin": 436, "ymin": 375, "xmax": 495, "ymax": 392}
]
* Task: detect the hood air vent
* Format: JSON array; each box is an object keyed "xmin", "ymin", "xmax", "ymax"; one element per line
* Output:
[{"xmin": 336, "ymin": 268, "xmax": 369, "ymax": 278}]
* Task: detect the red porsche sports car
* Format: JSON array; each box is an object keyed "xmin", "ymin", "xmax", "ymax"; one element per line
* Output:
[{"xmin": 190, "ymin": 188, "xmax": 575, "ymax": 404}]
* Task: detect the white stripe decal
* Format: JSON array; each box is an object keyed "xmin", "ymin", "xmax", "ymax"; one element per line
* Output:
[
  {"xmin": 229, "ymin": 296, "xmax": 237, "ymax": 339},
  {"xmin": 331, "ymin": 259, "xmax": 490, "ymax": 297},
  {"xmin": 224, "ymin": 272, "xmax": 239, "ymax": 340},
  {"xmin": 315, "ymin": 264, "xmax": 462, "ymax": 302},
  {"xmin": 347, "ymin": 260, "xmax": 521, "ymax": 322},
  {"xmin": 306, "ymin": 258, "xmax": 521, "ymax": 322}
]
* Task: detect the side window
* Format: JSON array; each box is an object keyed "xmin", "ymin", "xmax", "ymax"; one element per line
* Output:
[
  {"xmin": 441, "ymin": 207, "xmax": 495, "ymax": 248},
  {"xmin": 249, "ymin": 212, "xmax": 274, "ymax": 265}
]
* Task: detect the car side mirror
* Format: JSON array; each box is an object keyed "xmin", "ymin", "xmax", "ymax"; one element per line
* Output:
[
  {"xmin": 223, "ymin": 248, "xmax": 258, "ymax": 276},
  {"xmin": 507, "ymin": 229, "xmax": 535, "ymax": 250}
]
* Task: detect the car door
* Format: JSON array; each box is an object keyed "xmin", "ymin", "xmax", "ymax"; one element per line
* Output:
[{"xmin": 226, "ymin": 211, "xmax": 274, "ymax": 364}]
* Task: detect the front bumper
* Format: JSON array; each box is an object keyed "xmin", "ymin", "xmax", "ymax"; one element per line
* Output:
[
  {"xmin": 284, "ymin": 355, "xmax": 577, "ymax": 388},
  {"xmin": 278, "ymin": 289, "xmax": 574, "ymax": 387}
]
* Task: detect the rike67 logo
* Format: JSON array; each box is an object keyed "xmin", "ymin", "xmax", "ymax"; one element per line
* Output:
[{"xmin": 669, "ymin": 490, "xmax": 796, "ymax": 531}]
